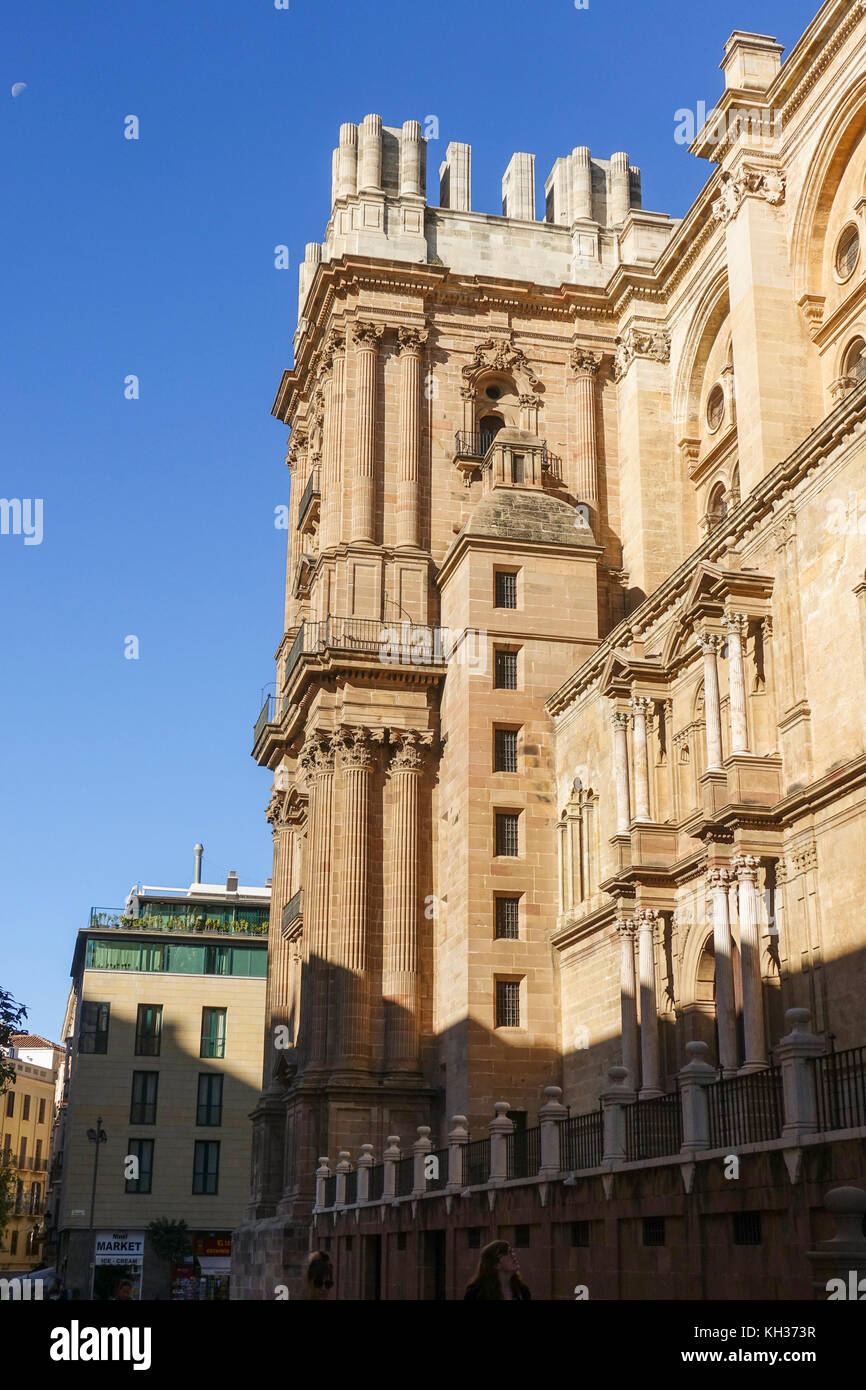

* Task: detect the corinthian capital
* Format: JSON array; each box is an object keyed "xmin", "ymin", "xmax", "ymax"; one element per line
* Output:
[
  {"xmin": 694, "ymin": 625, "xmax": 725, "ymax": 657},
  {"xmin": 352, "ymin": 320, "xmax": 385, "ymax": 350},
  {"xmin": 610, "ymin": 709, "xmax": 631, "ymax": 732},
  {"xmin": 298, "ymin": 732, "xmax": 335, "ymax": 780},
  {"xmin": 388, "ymin": 728, "xmax": 434, "ymax": 772},
  {"xmin": 723, "ymin": 611, "xmax": 749, "ymax": 638},
  {"xmin": 570, "ymin": 347, "xmax": 602, "ymax": 377},
  {"xmin": 614, "ymin": 913, "xmax": 635, "ymax": 941},
  {"xmin": 706, "ymin": 865, "xmax": 731, "ymax": 892},
  {"xmin": 397, "ymin": 325, "xmax": 428, "ymax": 355},
  {"xmin": 731, "ymin": 852, "xmax": 760, "ymax": 884},
  {"xmin": 336, "ymin": 725, "xmax": 384, "ymax": 771}
]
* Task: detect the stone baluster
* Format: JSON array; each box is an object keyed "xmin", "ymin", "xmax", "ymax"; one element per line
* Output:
[
  {"xmin": 724, "ymin": 612, "xmax": 750, "ymax": 753},
  {"xmin": 412, "ymin": 1125, "xmax": 433, "ymax": 1196},
  {"xmin": 776, "ymin": 1008, "xmax": 823, "ymax": 1140},
  {"xmin": 630, "ymin": 696, "xmax": 652, "ymax": 821},
  {"xmin": 396, "ymin": 327, "xmax": 427, "ymax": 549},
  {"xmin": 539, "ymin": 1085, "xmax": 568, "ymax": 1177},
  {"xmin": 614, "ymin": 914, "xmax": 639, "ymax": 1089},
  {"xmin": 707, "ymin": 865, "xmax": 738, "ymax": 1076},
  {"xmin": 679, "ymin": 1041, "xmax": 716, "ymax": 1152},
  {"xmin": 447, "ymin": 1116, "xmax": 469, "ymax": 1192},
  {"xmin": 382, "ymin": 1135, "xmax": 402, "ymax": 1201},
  {"xmin": 488, "ymin": 1102, "xmax": 513, "ymax": 1185},
  {"xmin": 356, "ymin": 1143, "xmax": 374, "ymax": 1203},
  {"xmin": 732, "ymin": 853, "xmax": 767, "ymax": 1072},
  {"xmin": 601, "ymin": 1066, "xmax": 632, "ymax": 1165},
  {"xmin": 314, "ymin": 1156, "xmax": 331, "ymax": 1210},
  {"xmin": 335, "ymin": 1150, "xmax": 351, "ymax": 1207},
  {"xmin": 636, "ymin": 907, "xmax": 662, "ymax": 1097},
  {"xmin": 351, "ymin": 321, "xmax": 384, "ymax": 542},
  {"xmin": 696, "ymin": 628, "xmax": 726, "ymax": 771},
  {"xmin": 571, "ymin": 349, "xmax": 601, "ymax": 510},
  {"xmin": 610, "ymin": 709, "xmax": 632, "ymax": 834},
  {"xmin": 806, "ymin": 1188, "xmax": 866, "ymax": 1299}
]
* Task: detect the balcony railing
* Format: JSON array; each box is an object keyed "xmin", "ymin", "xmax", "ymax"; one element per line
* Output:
[
  {"xmin": 506, "ymin": 1126, "xmax": 541, "ymax": 1180},
  {"xmin": 814, "ymin": 1046, "xmax": 866, "ymax": 1133},
  {"xmin": 453, "ymin": 430, "xmax": 562, "ymax": 478},
  {"xmin": 426, "ymin": 1147, "xmax": 449, "ymax": 1192},
  {"xmin": 323, "ymin": 1175, "xmax": 337, "ymax": 1209},
  {"xmin": 296, "ymin": 469, "xmax": 320, "ymax": 530},
  {"xmin": 281, "ymin": 889, "xmax": 303, "ymax": 935},
  {"xmin": 394, "ymin": 1155, "xmax": 414, "ymax": 1198},
  {"xmin": 282, "ymin": 617, "xmax": 449, "ymax": 691},
  {"xmin": 561, "ymin": 1107, "xmax": 603, "ymax": 1171},
  {"xmin": 624, "ymin": 1090, "xmax": 682, "ymax": 1161},
  {"xmin": 465, "ymin": 1137, "xmax": 491, "ymax": 1187},
  {"xmin": 366, "ymin": 1163, "xmax": 385, "ymax": 1202},
  {"xmin": 707, "ymin": 1067, "xmax": 784, "ymax": 1149},
  {"xmin": 89, "ymin": 906, "xmax": 269, "ymax": 937},
  {"xmin": 344, "ymin": 1169, "xmax": 358, "ymax": 1206}
]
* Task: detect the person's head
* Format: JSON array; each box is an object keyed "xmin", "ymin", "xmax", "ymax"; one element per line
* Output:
[
  {"xmin": 467, "ymin": 1240, "xmax": 521, "ymax": 1296},
  {"xmin": 115, "ymin": 1280, "xmax": 133, "ymax": 1301},
  {"xmin": 306, "ymin": 1250, "xmax": 333, "ymax": 1290}
]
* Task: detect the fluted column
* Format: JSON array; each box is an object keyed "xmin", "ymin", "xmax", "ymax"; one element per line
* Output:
[
  {"xmin": 571, "ymin": 349, "xmax": 601, "ymax": 509},
  {"xmin": 298, "ymin": 734, "xmax": 335, "ymax": 1071},
  {"xmin": 351, "ymin": 321, "xmax": 384, "ymax": 542},
  {"xmin": 261, "ymin": 788, "xmax": 291, "ymax": 1089},
  {"xmin": 335, "ymin": 728, "xmax": 380, "ymax": 1068},
  {"xmin": 636, "ymin": 907, "xmax": 661, "ymax": 1098},
  {"xmin": 320, "ymin": 330, "xmax": 345, "ymax": 551},
  {"xmin": 610, "ymin": 710, "xmax": 631, "ymax": 834},
  {"xmin": 732, "ymin": 853, "xmax": 767, "ymax": 1072},
  {"xmin": 614, "ymin": 915, "xmax": 639, "ymax": 1089},
  {"xmin": 696, "ymin": 629, "xmax": 725, "ymax": 770},
  {"xmin": 707, "ymin": 865, "xmax": 738, "ymax": 1076},
  {"xmin": 396, "ymin": 327, "xmax": 427, "ymax": 549},
  {"xmin": 725, "ymin": 612, "xmax": 750, "ymax": 753},
  {"xmin": 630, "ymin": 696, "xmax": 652, "ymax": 822},
  {"xmin": 385, "ymin": 731, "xmax": 430, "ymax": 1070}
]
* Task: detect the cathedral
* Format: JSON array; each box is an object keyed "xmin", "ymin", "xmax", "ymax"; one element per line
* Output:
[{"xmin": 233, "ymin": 0, "xmax": 866, "ymax": 1299}]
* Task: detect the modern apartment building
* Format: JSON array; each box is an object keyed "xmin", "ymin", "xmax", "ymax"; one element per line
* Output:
[
  {"xmin": 0, "ymin": 1035, "xmax": 63, "ymax": 1272},
  {"xmin": 52, "ymin": 855, "xmax": 269, "ymax": 1299}
]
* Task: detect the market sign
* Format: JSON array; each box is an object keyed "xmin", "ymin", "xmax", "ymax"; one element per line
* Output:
[
  {"xmin": 193, "ymin": 1234, "xmax": 231, "ymax": 1258},
  {"xmin": 94, "ymin": 1231, "xmax": 145, "ymax": 1266}
]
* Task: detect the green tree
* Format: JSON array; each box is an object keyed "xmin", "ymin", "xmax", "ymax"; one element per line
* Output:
[
  {"xmin": 0, "ymin": 1152, "xmax": 17, "ymax": 1244},
  {"xmin": 147, "ymin": 1218, "xmax": 193, "ymax": 1263},
  {"xmin": 0, "ymin": 987, "xmax": 28, "ymax": 1097}
]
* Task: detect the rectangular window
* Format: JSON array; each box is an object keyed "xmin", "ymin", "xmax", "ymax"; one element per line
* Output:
[
  {"xmin": 18, "ymin": 1137, "xmax": 27, "ymax": 1167},
  {"xmin": 135, "ymin": 1004, "xmax": 163, "ymax": 1057},
  {"xmin": 495, "ymin": 812, "xmax": 519, "ymax": 857},
  {"xmin": 495, "ymin": 980, "xmax": 521, "ymax": 1028},
  {"xmin": 196, "ymin": 1073, "xmax": 224, "ymax": 1126},
  {"xmin": 642, "ymin": 1217, "xmax": 665, "ymax": 1247},
  {"xmin": 396, "ymin": 1232, "xmax": 407, "ymax": 1252},
  {"xmin": 3, "ymin": 1133, "xmax": 11, "ymax": 1151},
  {"xmin": 494, "ymin": 649, "xmax": 518, "ymax": 690},
  {"xmin": 467, "ymin": 1228, "xmax": 482, "ymax": 1249},
  {"xmin": 193, "ymin": 1140, "xmax": 220, "ymax": 1195},
  {"xmin": 571, "ymin": 1221, "xmax": 590, "ymax": 1248},
  {"xmin": 79, "ymin": 1001, "xmax": 110, "ymax": 1054},
  {"xmin": 22, "ymin": 1095, "xmax": 31, "ymax": 1122},
  {"xmin": 37, "ymin": 1098, "xmax": 46, "ymax": 1125},
  {"xmin": 494, "ymin": 728, "xmax": 518, "ymax": 773},
  {"xmin": 494, "ymin": 571, "xmax": 518, "ymax": 609},
  {"xmin": 5, "ymin": 1092, "xmax": 13, "ymax": 1117},
  {"xmin": 514, "ymin": 1225, "xmax": 530, "ymax": 1249},
  {"xmin": 495, "ymin": 896, "xmax": 520, "ymax": 940},
  {"xmin": 733, "ymin": 1212, "xmax": 762, "ymax": 1246},
  {"xmin": 9, "ymin": 1231, "xmax": 18, "ymax": 1255},
  {"xmin": 35, "ymin": 1140, "xmax": 42, "ymax": 1166},
  {"xmin": 200, "ymin": 1009, "xmax": 227, "ymax": 1060},
  {"xmin": 125, "ymin": 1138, "xmax": 154, "ymax": 1194},
  {"xmin": 511, "ymin": 453, "xmax": 525, "ymax": 484},
  {"xmin": 130, "ymin": 1072, "xmax": 159, "ymax": 1125}
]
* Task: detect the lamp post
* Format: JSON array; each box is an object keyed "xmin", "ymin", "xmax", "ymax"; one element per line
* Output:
[{"xmin": 86, "ymin": 1117, "xmax": 107, "ymax": 1300}]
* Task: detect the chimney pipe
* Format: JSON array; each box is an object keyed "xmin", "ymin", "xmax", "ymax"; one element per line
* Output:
[{"xmin": 194, "ymin": 843, "xmax": 203, "ymax": 884}]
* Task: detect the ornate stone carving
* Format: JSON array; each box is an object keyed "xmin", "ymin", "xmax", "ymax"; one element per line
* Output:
[
  {"xmin": 352, "ymin": 320, "xmax": 385, "ymax": 349},
  {"xmin": 694, "ymin": 627, "xmax": 726, "ymax": 657},
  {"xmin": 389, "ymin": 729, "xmax": 434, "ymax": 772},
  {"xmin": 731, "ymin": 852, "xmax": 760, "ymax": 883},
  {"xmin": 462, "ymin": 336, "xmax": 541, "ymax": 390},
  {"xmin": 724, "ymin": 611, "xmax": 749, "ymax": 638},
  {"xmin": 706, "ymin": 865, "xmax": 731, "ymax": 892},
  {"xmin": 396, "ymin": 325, "xmax": 428, "ymax": 355},
  {"xmin": 614, "ymin": 913, "xmax": 635, "ymax": 940},
  {"xmin": 298, "ymin": 732, "xmax": 335, "ymax": 780},
  {"xmin": 570, "ymin": 348, "xmax": 602, "ymax": 377},
  {"xmin": 712, "ymin": 164, "xmax": 786, "ymax": 224},
  {"xmin": 613, "ymin": 326, "xmax": 671, "ymax": 380},
  {"xmin": 336, "ymin": 725, "xmax": 384, "ymax": 771},
  {"xmin": 610, "ymin": 710, "xmax": 631, "ymax": 731}
]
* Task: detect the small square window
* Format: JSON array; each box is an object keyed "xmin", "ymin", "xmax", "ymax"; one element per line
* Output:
[
  {"xmin": 396, "ymin": 1232, "xmax": 407, "ymax": 1252},
  {"xmin": 494, "ymin": 571, "xmax": 518, "ymax": 609},
  {"xmin": 467, "ymin": 1228, "xmax": 482, "ymax": 1249},
  {"xmin": 733, "ymin": 1212, "xmax": 762, "ymax": 1246},
  {"xmin": 642, "ymin": 1217, "xmax": 665, "ymax": 1247},
  {"xmin": 496, "ymin": 980, "xmax": 521, "ymax": 1028},
  {"xmin": 495, "ymin": 896, "xmax": 520, "ymax": 940},
  {"xmin": 514, "ymin": 1225, "xmax": 530, "ymax": 1248},
  {"xmin": 571, "ymin": 1221, "xmax": 590, "ymax": 1248},
  {"xmin": 494, "ymin": 729, "xmax": 518, "ymax": 773},
  {"xmin": 494, "ymin": 650, "xmax": 518, "ymax": 690},
  {"xmin": 495, "ymin": 812, "xmax": 519, "ymax": 857}
]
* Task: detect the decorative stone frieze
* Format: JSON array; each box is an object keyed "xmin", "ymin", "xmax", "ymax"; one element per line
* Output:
[
  {"xmin": 712, "ymin": 164, "xmax": 786, "ymax": 224},
  {"xmin": 612, "ymin": 326, "xmax": 671, "ymax": 380}
]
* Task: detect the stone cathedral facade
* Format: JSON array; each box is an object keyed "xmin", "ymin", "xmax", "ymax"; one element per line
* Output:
[{"xmin": 234, "ymin": 0, "xmax": 866, "ymax": 1298}]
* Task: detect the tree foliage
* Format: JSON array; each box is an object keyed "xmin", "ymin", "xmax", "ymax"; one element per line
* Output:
[
  {"xmin": 0, "ymin": 987, "xmax": 27, "ymax": 1098},
  {"xmin": 147, "ymin": 1218, "xmax": 193, "ymax": 1263}
]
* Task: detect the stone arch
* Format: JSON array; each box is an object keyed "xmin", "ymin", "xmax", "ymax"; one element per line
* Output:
[
  {"xmin": 671, "ymin": 268, "xmax": 731, "ymax": 435},
  {"xmin": 791, "ymin": 73, "xmax": 866, "ymax": 305}
]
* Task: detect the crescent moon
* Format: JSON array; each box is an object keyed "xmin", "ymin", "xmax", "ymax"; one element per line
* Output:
[{"xmin": 11, "ymin": 83, "xmax": 27, "ymax": 97}]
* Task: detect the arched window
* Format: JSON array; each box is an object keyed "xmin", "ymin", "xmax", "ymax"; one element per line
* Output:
[
  {"xmin": 843, "ymin": 336, "xmax": 866, "ymax": 384},
  {"xmin": 478, "ymin": 414, "xmax": 504, "ymax": 454},
  {"xmin": 706, "ymin": 481, "xmax": 728, "ymax": 532},
  {"xmin": 836, "ymin": 223, "xmax": 860, "ymax": 282}
]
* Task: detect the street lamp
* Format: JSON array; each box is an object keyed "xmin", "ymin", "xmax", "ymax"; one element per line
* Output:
[{"xmin": 86, "ymin": 1117, "xmax": 107, "ymax": 1300}]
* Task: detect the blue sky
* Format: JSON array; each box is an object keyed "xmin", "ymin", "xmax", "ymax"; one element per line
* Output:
[{"xmin": 1, "ymin": 0, "xmax": 818, "ymax": 1040}]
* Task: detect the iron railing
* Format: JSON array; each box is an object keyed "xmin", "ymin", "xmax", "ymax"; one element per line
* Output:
[
  {"xmin": 625, "ymin": 1091, "xmax": 683, "ymax": 1161},
  {"xmin": 465, "ymin": 1138, "xmax": 491, "ymax": 1187},
  {"xmin": 706, "ymin": 1067, "xmax": 783, "ymax": 1149},
  {"xmin": 541, "ymin": 444, "xmax": 563, "ymax": 478},
  {"xmin": 426, "ymin": 1147, "xmax": 449, "ymax": 1191},
  {"xmin": 506, "ymin": 1126, "xmax": 541, "ymax": 1180},
  {"xmin": 323, "ymin": 1175, "xmax": 337, "ymax": 1209},
  {"xmin": 395, "ymin": 1155, "xmax": 414, "ymax": 1198},
  {"xmin": 281, "ymin": 889, "xmax": 303, "ymax": 934},
  {"xmin": 814, "ymin": 1046, "xmax": 866, "ymax": 1133},
  {"xmin": 561, "ymin": 1106, "xmax": 604, "ymax": 1171},
  {"xmin": 343, "ymin": 1169, "xmax": 357, "ymax": 1206},
  {"xmin": 282, "ymin": 617, "xmax": 449, "ymax": 690},
  {"xmin": 366, "ymin": 1163, "xmax": 385, "ymax": 1202},
  {"xmin": 296, "ymin": 469, "xmax": 320, "ymax": 529},
  {"xmin": 454, "ymin": 430, "xmax": 485, "ymax": 459}
]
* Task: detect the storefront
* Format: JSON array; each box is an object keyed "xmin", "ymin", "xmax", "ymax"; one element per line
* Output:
[
  {"xmin": 92, "ymin": 1230, "xmax": 145, "ymax": 1301},
  {"xmin": 170, "ymin": 1232, "xmax": 231, "ymax": 1301}
]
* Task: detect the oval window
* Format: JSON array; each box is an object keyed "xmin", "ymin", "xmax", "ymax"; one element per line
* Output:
[
  {"xmin": 836, "ymin": 224, "xmax": 860, "ymax": 282},
  {"xmin": 706, "ymin": 384, "xmax": 725, "ymax": 432}
]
